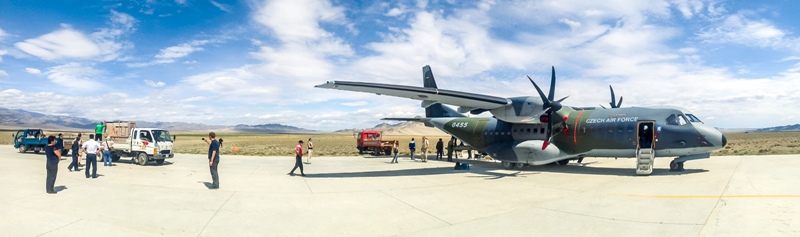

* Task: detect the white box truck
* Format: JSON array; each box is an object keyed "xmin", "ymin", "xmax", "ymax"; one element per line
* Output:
[{"xmin": 106, "ymin": 121, "xmax": 175, "ymax": 165}]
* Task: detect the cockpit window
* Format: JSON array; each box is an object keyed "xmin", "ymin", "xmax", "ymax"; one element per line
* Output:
[
  {"xmin": 666, "ymin": 114, "xmax": 689, "ymax": 126},
  {"xmin": 685, "ymin": 114, "xmax": 703, "ymax": 123}
]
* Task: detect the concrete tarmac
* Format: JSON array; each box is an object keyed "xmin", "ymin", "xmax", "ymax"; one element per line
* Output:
[{"xmin": 1, "ymin": 144, "xmax": 799, "ymax": 237}]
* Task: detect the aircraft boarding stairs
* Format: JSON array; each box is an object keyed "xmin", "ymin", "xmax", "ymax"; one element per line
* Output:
[{"xmin": 636, "ymin": 148, "xmax": 655, "ymax": 175}]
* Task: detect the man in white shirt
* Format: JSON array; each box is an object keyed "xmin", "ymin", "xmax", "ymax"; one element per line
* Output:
[{"xmin": 82, "ymin": 134, "xmax": 102, "ymax": 179}]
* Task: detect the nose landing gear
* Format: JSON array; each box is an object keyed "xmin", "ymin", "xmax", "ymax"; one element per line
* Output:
[{"xmin": 669, "ymin": 160, "xmax": 685, "ymax": 171}]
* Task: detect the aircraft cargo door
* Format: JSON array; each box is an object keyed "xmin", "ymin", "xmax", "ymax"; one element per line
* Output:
[{"xmin": 637, "ymin": 121, "xmax": 655, "ymax": 149}]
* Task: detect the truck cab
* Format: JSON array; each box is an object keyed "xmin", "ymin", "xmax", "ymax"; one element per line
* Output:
[{"xmin": 13, "ymin": 129, "xmax": 48, "ymax": 153}]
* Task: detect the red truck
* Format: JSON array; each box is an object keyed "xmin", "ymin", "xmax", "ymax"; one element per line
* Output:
[{"xmin": 356, "ymin": 130, "xmax": 396, "ymax": 156}]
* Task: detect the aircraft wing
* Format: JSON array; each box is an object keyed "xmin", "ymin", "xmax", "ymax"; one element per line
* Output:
[{"xmin": 315, "ymin": 81, "xmax": 510, "ymax": 110}]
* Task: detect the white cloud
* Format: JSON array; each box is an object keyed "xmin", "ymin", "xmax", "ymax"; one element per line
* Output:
[
  {"xmin": 14, "ymin": 10, "xmax": 136, "ymax": 61},
  {"xmin": 0, "ymin": 49, "xmax": 7, "ymax": 62},
  {"xmin": 559, "ymin": 18, "xmax": 581, "ymax": 31},
  {"xmin": 176, "ymin": 0, "xmax": 187, "ymax": 5},
  {"xmin": 341, "ymin": 101, "xmax": 368, "ymax": 106},
  {"xmin": 386, "ymin": 7, "xmax": 405, "ymax": 17},
  {"xmin": 698, "ymin": 12, "xmax": 800, "ymax": 50},
  {"xmin": 128, "ymin": 40, "xmax": 210, "ymax": 67},
  {"xmin": 45, "ymin": 63, "xmax": 104, "ymax": 90},
  {"xmin": 144, "ymin": 80, "xmax": 166, "ymax": 87},
  {"xmin": 0, "ymin": 27, "xmax": 8, "ymax": 40},
  {"xmin": 210, "ymin": 0, "xmax": 232, "ymax": 12},
  {"xmin": 0, "ymin": 70, "xmax": 8, "ymax": 77},
  {"xmin": 779, "ymin": 56, "xmax": 800, "ymax": 62},
  {"xmin": 15, "ymin": 26, "xmax": 102, "ymax": 61},
  {"xmin": 25, "ymin": 67, "xmax": 42, "ymax": 75}
]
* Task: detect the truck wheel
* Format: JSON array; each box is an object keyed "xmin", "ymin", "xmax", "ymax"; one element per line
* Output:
[
  {"xmin": 34, "ymin": 147, "xmax": 42, "ymax": 154},
  {"xmin": 136, "ymin": 152, "xmax": 148, "ymax": 166},
  {"xmin": 358, "ymin": 147, "xmax": 364, "ymax": 154},
  {"xmin": 19, "ymin": 145, "xmax": 27, "ymax": 153},
  {"xmin": 373, "ymin": 149, "xmax": 380, "ymax": 156},
  {"xmin": 156, "ymin": 159, "xmax": 165, "ymax": 165},
  {"xmin": 112, "ymin": 155, "xmax": 121, "ymax": 162},
  {"xmin": 384, "ymin": 148, "xmax": 392, "ymax": 155}
]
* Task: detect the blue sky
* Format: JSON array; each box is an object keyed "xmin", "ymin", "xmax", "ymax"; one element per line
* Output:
[{"xmin": 1, "ymin": 0, "xmax": 799, "ymax": 131}]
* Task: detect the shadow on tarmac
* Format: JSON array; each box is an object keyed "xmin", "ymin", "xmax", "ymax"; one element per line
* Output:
[{"xmin": 306, "ymin": 158, "xmax": 708, "ymax": 179}]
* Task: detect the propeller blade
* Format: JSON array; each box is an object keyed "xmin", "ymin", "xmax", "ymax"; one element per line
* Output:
[
  {"xmin": 527, "ymin": 75, "xmax": 549, "ymax": 108},
  {"xmin": 548, "ymin": 66, "xmax": 556, "ymax": 101},
  {"xmin": 617, "ymin": 96, "xmax": 623, "ymax": 108},
  {"xmin": 542, "ymin": 119, "xmax": 553, "ymax": 150},
  {"xmin": 556, "ymin": 96, "xmax": 569, "ymax": 103},
  {"xmin": 599, "ymin": 104, "xmax": 606, "ymax": 109},
  {"xmin": 609, "ymin": 85, "xmax": 616, "ymax": 108}
]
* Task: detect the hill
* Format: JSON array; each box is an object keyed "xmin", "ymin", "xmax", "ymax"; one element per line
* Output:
[
  {"xmin": 0, "ymin": 108, "xmax": 314, "ymax": 133},
  {"xmin": 754, "ymin": 124, "xmax": 800, "ymax": 132},
  {"xmin": 335, "ymin": 121, "xmax": 448, "ymax": 136}
]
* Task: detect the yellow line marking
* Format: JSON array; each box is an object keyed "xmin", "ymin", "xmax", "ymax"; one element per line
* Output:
[{"xmin": 612, "ymin": 194, "xmax": 800, "ymax": 199}]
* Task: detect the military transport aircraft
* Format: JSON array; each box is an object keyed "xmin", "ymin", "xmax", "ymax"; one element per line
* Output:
[{"xmin": 315, "ymin": 66, "xmax": 727, "ymax": 175}]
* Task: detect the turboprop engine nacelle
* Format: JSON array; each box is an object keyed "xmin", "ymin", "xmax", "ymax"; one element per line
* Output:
[{"xmin": 488, "ymin": 96, "xmax": 547, "ymax": 123}]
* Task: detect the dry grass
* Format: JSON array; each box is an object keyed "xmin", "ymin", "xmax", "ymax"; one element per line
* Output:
[
  {"xmin": 713, "ymin": 132, "xmax": 800, "ymax": 156},
  {"xmin": 173, "ymin": 133, "xmax": 451, "ymax": 157},
  {"xmin": 3, "ymin": 129, "xmax": 799, "ymax": 157}
]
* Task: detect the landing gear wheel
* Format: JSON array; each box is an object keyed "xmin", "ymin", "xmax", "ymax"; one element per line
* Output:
[
  {"xmin": 156, "ymin": 159, "xmax": 165, "ymax": 165},
  {"xmin": 136, "ymin": 152, "xmax": 148, "ymax": 166},
  {"xmin": 514, "ymin": 163, "xmax": 526, "ymax": 169},
  {"xmin": 677, "ymin": 162, "xmax": 685, "ymax": 171},
  {"xmin": 669, "ymin": 160, "xmax": 680, "ymax": 171},
  {"xmin": 18, "ymin": 145, "xmax": 27, "ymax": 153},
  {"xmin": 501, "ymin": 161, "xmax": 514, "ymax": 169},
  {"xmin": 557, "ymin": 159, "xmax": 569, "ymax": 166}
]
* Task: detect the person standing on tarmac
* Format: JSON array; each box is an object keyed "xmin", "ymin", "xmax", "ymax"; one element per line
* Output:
[
  {"xmin": 68, "ymin": 133, "xmax": 82, "ymax": 172},
  {"xmin": 305, "ymin": 138, "xmax": 313, "ymax": 164},
  {"xmin": 436, "ymin": 138, "xmax": 444, "ymax": 160},
  {"xmin": 420, "ymin": 136, "xmax": 429, "ymax": 162},
  {"xmin": 203, "ymin": 132, "xmax": 220, "ymax": 189},
  {"xmin": 391, "ymin": 140, "xmax": 400, "ymax": 163},
  {"xmin": 103, "ymin": 136, "xmax": 114, "ymax": 166},
  {"xmin": 82, "ymin": 134, "xmax": 101, "ymax": 179},
  {"xmin": 409, "ymin": 138, "xmax": 416, "ymax": 160},
  {"xmin": 55, "ymin": 133, "xmax": 64, "ymax": 155},
  {"xmin": 45, "ymin": 135, "xmax": 61, "ymax": 194},
  {"xmin": 289, "ymin": 140, "xmax": 305, "ymax": 176}
]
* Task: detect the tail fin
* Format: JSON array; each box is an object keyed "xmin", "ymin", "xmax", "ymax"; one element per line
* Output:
[{"xmin": 422, "ymin": 65, "xmax": 465, "ymax": 118}]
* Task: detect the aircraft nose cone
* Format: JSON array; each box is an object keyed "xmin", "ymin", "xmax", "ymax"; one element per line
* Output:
[{"xmin": 722, "ymin": 135, "xmax": 727, "ymax": 147}]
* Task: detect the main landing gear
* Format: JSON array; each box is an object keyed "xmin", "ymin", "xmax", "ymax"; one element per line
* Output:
[
  {"xmin": 669, "ymin": 160, "xmax": 685, "ymax": 172},
  {"xmin": 501, "ymin": 161, "xmax": 528, "ymax": 170}
]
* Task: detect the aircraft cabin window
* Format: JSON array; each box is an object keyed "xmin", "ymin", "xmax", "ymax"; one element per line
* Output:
[
  {"xmin": 666, "ymin": 114, "xmax": 679, "ymax": 126},
  {"xmin": 527, "ymin": 128, "xmax": 532, "ymax": 133}
]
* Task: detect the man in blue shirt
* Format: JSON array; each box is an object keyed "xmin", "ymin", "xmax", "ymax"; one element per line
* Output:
[
  {"xmin": 409, "ymin": 138, "xmax": 416, "ymax": 160},
  {"xmin": 55, "ymin": 133, "xmax": 64, "ymax": 152},
  {"xmin": 45, "ymin": 135, "xmax": 61, "ymax": 194},
  {"xmin": 203, "ymin": 132, "xmax": 220, "ymax": 189}
]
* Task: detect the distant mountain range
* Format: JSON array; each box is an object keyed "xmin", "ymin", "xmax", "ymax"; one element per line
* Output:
[
  {"xmin": 753, "ymin": 124, "xmax": 800, "ymax": 132},
  {"xmin": 0, "ymin": 108, "xmax": 315, "ymax": 133}
]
